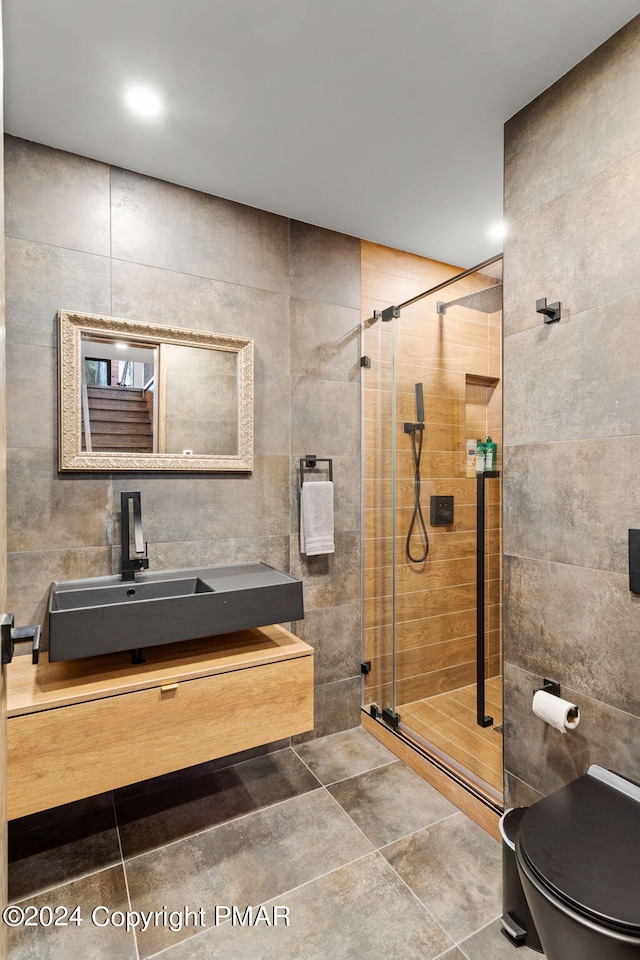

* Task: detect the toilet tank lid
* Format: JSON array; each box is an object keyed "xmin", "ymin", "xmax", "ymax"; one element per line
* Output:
[{"xmin": 518, "ymin": 766, "xmax": 640, "ymax": 934}]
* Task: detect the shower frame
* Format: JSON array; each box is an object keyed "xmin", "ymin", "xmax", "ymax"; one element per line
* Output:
[{"xmin": 362, "ymin": 252, "xmax": 503, "ymax": 810}]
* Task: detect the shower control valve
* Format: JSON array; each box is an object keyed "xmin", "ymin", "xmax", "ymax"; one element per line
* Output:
[{"xmin": 430, "ymin": 495, "xmax": 454, "ymax": 527}]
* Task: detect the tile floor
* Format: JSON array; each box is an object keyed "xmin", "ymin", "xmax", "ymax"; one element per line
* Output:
[{"xmin": 7, "ymin": 727, "xmax": 542, "ymax": 959}]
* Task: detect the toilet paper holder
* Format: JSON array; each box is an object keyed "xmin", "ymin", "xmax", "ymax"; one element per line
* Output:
[
  {"xmin": 535, "ymin": 678, "xmax": 561, "ymax": 697},
  {"xmin": 534, "ymin": 678, "xmax": 580, "ymax": 722}
]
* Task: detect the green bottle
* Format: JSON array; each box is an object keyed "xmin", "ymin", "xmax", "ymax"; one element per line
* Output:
[
  {"xmin": 485, "ymin": 436, "xmax": 497, "ymax": 471},
  {"xmin": 476, "ymin": 439, "xmax": 486, "ymax": 474}
]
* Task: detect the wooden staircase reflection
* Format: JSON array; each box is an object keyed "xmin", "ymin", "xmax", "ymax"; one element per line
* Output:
[{"xmin": 84, "ymin": 386, "xmax": 153, "ymax": 453}]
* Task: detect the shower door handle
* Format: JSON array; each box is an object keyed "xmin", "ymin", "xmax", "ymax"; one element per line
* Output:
[{"xmin": 476, "ymin": 472, "xmax": 499, "ymax": 728}]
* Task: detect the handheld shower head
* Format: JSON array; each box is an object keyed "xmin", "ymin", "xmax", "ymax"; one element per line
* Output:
[
  {"xmin": 405, "ymin": 382, "xmax": 429, "ymax": 564},
  {"xmin": 415, "ymin": 383, "xmax": 424, "ymax": 424}
]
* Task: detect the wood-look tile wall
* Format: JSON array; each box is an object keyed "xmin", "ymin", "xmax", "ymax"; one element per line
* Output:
[{"xmin": 361, "ymin": 241, "xmax": 502, "ymax": 712}]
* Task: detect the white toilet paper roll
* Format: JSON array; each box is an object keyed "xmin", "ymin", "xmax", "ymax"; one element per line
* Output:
[{"xmin": 532, "ymin": 689, "xmax": 580, "ymax": 733}]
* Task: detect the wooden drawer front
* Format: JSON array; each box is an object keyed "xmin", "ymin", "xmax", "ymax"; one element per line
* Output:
[{"xmin": 8, "ymin": 655, "xmax": 313, "ymax": 819}]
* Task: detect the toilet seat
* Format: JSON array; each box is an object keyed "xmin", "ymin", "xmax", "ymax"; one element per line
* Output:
[{"xmin": 517, "ymin": 765, "xmax": 640, "ymax": 937}]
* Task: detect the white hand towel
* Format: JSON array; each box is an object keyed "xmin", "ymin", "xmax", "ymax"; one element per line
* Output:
[{"xmin": 300, "ymin": 481, "xmax": 335, "ymax": 556}]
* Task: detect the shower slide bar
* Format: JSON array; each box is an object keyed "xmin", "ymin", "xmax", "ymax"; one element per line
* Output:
[{"xmin": 366, "ymin": 253, "xmax": 503, "ymax": 325}]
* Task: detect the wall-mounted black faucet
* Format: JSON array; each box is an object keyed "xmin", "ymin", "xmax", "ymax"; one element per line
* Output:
[{"xmin": 121, "ymin": 491, "xmax": 149, "ymax": 581}]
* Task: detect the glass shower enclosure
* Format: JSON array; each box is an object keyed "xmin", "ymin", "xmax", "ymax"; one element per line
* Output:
[{"xmin": 362, "ymin": 254, "xmax": 503, "ymax": 808}]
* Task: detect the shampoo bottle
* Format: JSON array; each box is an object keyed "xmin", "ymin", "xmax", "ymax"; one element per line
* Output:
[
  {"xmin": 465, "ymin": 440, "xmax": 477, "ymax": 478},
  {"xmin": 485, "ymin": 436, "xmax": 497, "ymax": 471},
  {"xmin": 475, "ymin": 439, "xmax": 486, "ymax": 474},
  {"xmin": 484, "ymin": 437, "xmax": 498, "ymax": 470}
]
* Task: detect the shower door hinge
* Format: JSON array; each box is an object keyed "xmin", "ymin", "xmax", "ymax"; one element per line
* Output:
[
  {"xmin": 360, "ymin": 355, "xmax": 371, "ymax": 368},
  {"xmin": 361, "ymin": 660, "xmax": 371, "ymax": 674},
  {"xmin": 369, "ymin": 704, "xmax": 380, "ymax": 719},
  {"xmin": 381, "ymin": 708, "xmax": 400, "ymax": 730}
]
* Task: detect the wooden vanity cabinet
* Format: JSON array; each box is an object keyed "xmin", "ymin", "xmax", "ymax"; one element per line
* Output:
[{"xmin": 6, "ymin": 624, "xmax": 314, "ymax": 819}]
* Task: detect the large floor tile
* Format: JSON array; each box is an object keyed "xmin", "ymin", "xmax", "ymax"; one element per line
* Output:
[
  {"xmin": 293, "ymin": 726, "xmax": 396, "ymax": 784},
  {"xmin": 125, "ymin": 789, "xmax": 373, "ymax": 957},
  {"xmin": 381, "ymin": 812, "xmax": 502, "ymax": 942},
  {"xmin": 7, "ymin": 866, "xmax": 135, "ymax": 960},
  {"xmin": 459, "ymin": 918, "xmax": 543, "ymax": 959},
  {"xmin": 327, "ymin": 761, "xmax": 457, "ymax": 847},
  {"xmin": 117, "ymin": 748, "xmax": 321, "ymax": 859},
  {"xmin": 157, "ymin": 852, "xmax": 453, "ymax": 960},
  {"xmin": 9, "ymin": 802, "xmax": 121, "ymax": 902}
]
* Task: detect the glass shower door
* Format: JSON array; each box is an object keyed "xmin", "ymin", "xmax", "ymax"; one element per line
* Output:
[
  {"xmin": 362, "ymin": 298, "xmax": 399, "ymax": 727},
  {"xmin": 362, "ymin": 253, "xmax": 503, "ymax": 804}
]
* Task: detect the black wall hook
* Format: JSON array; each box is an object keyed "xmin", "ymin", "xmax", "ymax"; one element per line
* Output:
[{"xmin": 536, "ymin": 298, "xmax": 561, "ymax": 323}]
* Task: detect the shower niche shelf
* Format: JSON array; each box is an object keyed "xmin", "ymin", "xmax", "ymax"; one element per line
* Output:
[
  {"xmin": 465, "ymin": 372, "xmax": 501, "ymax": 476},
  {"xmin": 466, "ymin": 373, "xmax": 500, "ymax": 388}
]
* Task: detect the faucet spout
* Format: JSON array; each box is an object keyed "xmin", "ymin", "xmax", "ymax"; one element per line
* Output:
[{"xmin": 121, "ymin": 491, "xmax": 149, "ymax": 581}]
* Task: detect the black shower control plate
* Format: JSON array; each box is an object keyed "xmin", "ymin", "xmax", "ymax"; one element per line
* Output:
[
  {"xmin": 430, "ymin": 495, "xmax": 454, "ymax": 526},
  {"xmin": 429, "ymin": 497, "xmax": 453, "ymax": 527}
]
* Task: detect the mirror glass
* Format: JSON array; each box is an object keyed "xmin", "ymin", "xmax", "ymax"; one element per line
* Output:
[
  {"xmin": 162, "ymin": 344, "xmax": 238, "ymax": 456},
  {"xmin": 59, "ymin": 310, "xmax": 253, "ymax": 472}
]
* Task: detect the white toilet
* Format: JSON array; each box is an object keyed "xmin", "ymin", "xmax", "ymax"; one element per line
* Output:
[{"xmin": 515, "ymin": 765, "xmax": 640, "ymax": 960}]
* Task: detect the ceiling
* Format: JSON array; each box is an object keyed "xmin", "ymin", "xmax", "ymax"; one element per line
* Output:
[{"xmin": 3, "ymin": 1, "xmax": 639, "ymax": 268}]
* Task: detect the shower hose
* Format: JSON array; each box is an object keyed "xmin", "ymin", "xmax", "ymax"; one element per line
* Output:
[{"xmin": 405, "ymin": 425, "xmax": 429, "ymax": 563}]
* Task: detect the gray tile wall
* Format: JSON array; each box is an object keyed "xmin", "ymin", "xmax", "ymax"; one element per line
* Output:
[
  {"xmin": 4, "ymin": 135, "xmax": 361, "ymax": 739},
  {"xmin": 502, "ymin": 14, "xmax": 640, "ymax": 802}
]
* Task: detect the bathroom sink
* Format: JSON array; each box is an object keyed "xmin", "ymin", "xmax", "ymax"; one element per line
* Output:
[
  {"xmin": 51, "ymin": 576, "xmax": 214, "ymax": 610},
  {"xmin": 46, "ymin": 562, "xmax": 304, "ymax": 662}
]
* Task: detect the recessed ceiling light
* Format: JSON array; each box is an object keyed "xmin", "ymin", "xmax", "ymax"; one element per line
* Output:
[
  {"xmin": 124, "ymin": 85, "xmax": 163, "ymax": 120},
  {"xmin": 488, "ymin": 221, "xmax": 507, "ymax": 241}
]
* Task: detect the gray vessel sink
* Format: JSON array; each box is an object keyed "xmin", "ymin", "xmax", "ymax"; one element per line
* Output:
[
  {"xmin": 52, "ymin": 576, "xmax": 214, "ymax": 610},
  {"xmin": 46, "ymin": 562, "xmax": 304, "ymax": 662}
]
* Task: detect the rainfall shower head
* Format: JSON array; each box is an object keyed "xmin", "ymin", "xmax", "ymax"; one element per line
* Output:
[{"xmin": 437, "ymin": 283, "xmax": 503, "ymax": 316}]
